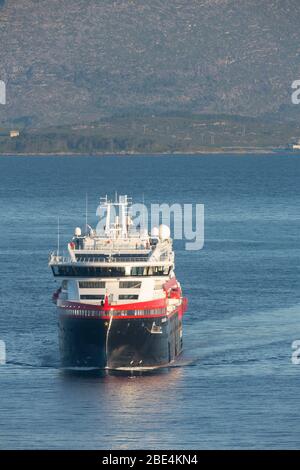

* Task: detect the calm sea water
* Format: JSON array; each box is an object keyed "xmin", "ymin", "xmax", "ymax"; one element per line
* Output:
[{"xmin": 0, "ymin": 154, "xmax": 300, "ymax": 449}]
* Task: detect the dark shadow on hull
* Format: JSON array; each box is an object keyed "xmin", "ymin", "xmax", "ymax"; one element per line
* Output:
[{"xmin": 59, "ymin": 311, "xmax": 183, "ymax": 370}]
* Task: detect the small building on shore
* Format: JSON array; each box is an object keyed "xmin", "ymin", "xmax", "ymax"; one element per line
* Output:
[{"xmin": 10, "ymin": 130, "xmax": 20, "ymax": 138}]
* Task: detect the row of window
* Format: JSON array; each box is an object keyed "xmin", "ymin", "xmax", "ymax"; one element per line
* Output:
[
  {"xmin": 119, "ymin": 281, "xmax": 142, "ymax": 289},
  {"xmin": 80, "ymin": 295, "xmax": 105, "ymax": 300},
  {"xmin": 131, "ymin": 266, "xmax": 169, "ymax": 276},
  {"xmin": 79, "ymin": 281, "xmax": 106, "ymax": 289},
  {"xmin": 62, "ymin": 308, "xmax": 167, "ymax": 317},
  {"xmin": 75, "ymin": 253, "xmax": 146, "ymax": 261},
  {"xmin": 79, "ymin": 294, "xmax": 139, "ymax": 300},
  {"xmin": 119, "ymin": 295, "xmax": 139, "ymax": 300},
  {"xmin": 78, "ymin": 281, "xmax": 141, "ymax": 289},
  {"xmin": 52, "ymin": 266, "xmax": 170, "ymax": 277}
]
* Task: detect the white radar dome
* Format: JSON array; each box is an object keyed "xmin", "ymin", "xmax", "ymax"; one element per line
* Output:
[
  {"xmin": 159, "ymin": 224, "xmax": 170, "ymax": 240},
  {"xmin": 140, "ymin": 228, "xmax": 149, "ymax": 238},
  {"xmin": 151, "ymin": 226, "xmax": 159, "ymax": 238},
  {"xmin": 74, "ymin": 227, "xmax": 82, "ymax": 237}
]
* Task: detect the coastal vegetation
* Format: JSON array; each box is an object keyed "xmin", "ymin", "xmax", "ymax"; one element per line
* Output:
[{"xmin": 0, "ymin": 113, "xmax": 299, "ymax": 154}]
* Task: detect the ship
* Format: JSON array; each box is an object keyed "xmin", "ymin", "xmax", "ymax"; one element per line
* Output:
[{"xmin": 49, "ymin": 195, "xmax": 187, "ymax": 370}]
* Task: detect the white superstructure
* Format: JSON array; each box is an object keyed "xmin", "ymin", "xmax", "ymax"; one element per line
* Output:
[{"xmin": 49, "ymin": 195, "xmax": 181, "ymax": 309}]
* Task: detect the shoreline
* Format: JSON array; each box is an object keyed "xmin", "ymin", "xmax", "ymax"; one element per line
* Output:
[{"xmin": 0, "ymin": 148, "xmax": 295, "ymax": 157}]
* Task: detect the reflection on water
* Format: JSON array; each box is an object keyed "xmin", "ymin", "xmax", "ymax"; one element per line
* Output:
[
  {"xmin": 54, "ymin": 366, "xmax": 184, "ymax": 450},
  {"xmin": 60, "ymin": 365, "xmax": 183, "ymax": 396}
]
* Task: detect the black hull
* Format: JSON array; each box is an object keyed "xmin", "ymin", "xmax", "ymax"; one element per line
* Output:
[{"xmin": 59, "ymin": 311, "xmax": 183, "ymax": 369}]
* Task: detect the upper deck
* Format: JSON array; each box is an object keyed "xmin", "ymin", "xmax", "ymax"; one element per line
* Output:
[
  {"xmin": 49, "ymin": 194, "xmax": 174, "ymax": 275},
  {"xmin": 49, "ymin": 195, "xmax": 181, "ymax": 307}
]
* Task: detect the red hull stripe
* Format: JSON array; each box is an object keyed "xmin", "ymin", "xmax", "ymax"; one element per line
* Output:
[
  {"xmin": 59, "ymin": 301, "xmax": 187, "ymax": 320},
  {"xmin": 60, "ymin": 297, "xmax": 167, "ymax": 312}
]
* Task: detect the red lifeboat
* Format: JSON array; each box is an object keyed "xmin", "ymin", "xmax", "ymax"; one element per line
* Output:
[{"xmin": 163, "ymin": 278, "xmax": 182, "ymax": 299}]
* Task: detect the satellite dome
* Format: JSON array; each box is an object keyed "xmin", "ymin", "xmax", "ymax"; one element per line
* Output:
[
  {"xmin": 159, "ymin": 224, "xmax": 170, "ymax": 240},
  {"xmin": 74, "ymin": 227, "xmax": 81, "ymax": 237},
  {"xmin": 151, "ymin": 226, "xmax": 159, "ymax": 237}
]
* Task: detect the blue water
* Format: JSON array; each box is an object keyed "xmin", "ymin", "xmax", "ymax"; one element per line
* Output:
[{"xmin": 0, "ymin": 154, "xmax": 300, "ymax": 449}]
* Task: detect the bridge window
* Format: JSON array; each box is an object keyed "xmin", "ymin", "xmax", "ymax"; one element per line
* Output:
[
  {"xmin": 52, "ymin": 266, "xmax": 126, "ymax": 277},
  {"xmin": 52, "ymin": 265, "xmax": 170, "ymax": 277}
]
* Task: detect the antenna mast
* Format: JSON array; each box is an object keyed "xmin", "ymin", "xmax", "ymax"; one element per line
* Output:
[
  {"xmin": 57, "ymin": 216, "xmax": 60, "ymax": 256},
  {"xmin": 142, "ymin": 193, "xmax": 145, "ymax": 230},
  {"xmin": 85, "ymin": 193, "xmax": 88, "ymax": 234}
]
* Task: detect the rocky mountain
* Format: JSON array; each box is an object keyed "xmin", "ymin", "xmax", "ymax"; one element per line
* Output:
[{"xmin": 0, "ymin": 0, "xmax": 300, "ymax": 127}]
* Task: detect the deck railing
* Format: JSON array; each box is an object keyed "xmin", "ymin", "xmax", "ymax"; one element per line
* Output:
[{"xmin": 49, "ymin": 252, "xmax": 171, "ymax": 265}]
